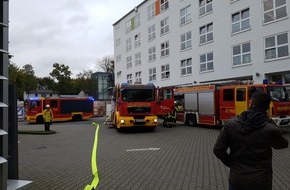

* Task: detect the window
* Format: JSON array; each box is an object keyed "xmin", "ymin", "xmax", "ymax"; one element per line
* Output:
[
  {"xmin": 117, "ymin": 71, "xmax": 122, "ymax": 78},
  {"xmin": 135, "ymin": 33, "xmax": 141, "ymax": 48},
  {"xmin": 148, "ymin": 3, "xmax": 155, "ymax": 20},
  {"xmin": 125, "ymin": 20, "xmax": 131, "ymax": 34},
  {"xmin": 134, "ymin": 14, "xmax": 141, "ymax": 28},
  {"xmin": 232, "ymin": 8, "xmax": 250, "ymax": 34},
  {"xmin": 232, "ymin": 42, "xmax": 251, "ymax": 66},
  {"xmin": 200, "ymin": 23, "xmax": 213, "ymax": 44},
  {"xmin": 263, "ymin": 0, "xmax": 287, "ymax": 23},
  {"xmin": 265, "ymin": 32, "xmax": 289, "ymax": 60},
  {"xmin": 181, "ymin": 58, "xmax": 192, "ymax": 75},
  {"xmin": 180, "ymin": 5, "xmax": 191, "ymax": 25},
  {"xmin": 161, "ymin": 0, "xmax": 169, "ymax": 12},
  {"xmin": 125, "ymin": 14, "xmax": 140, "ymax": 34},
  {"xmin": 126, "ymin": 56, "xmax": 132, "ymax": 68},
  {"xmin": 181, "ymin": 31, "xmax": 192, "ymax": 50},
  {"xmin": 135, "ymin": 52, "xmax": 141, "ymax": 66},
  {"xmin": 135, "ymin": 71, "xmax": 142, "ymax": 83},
  {"xmin": 116, "ymin": 54, "xmax": 121, "ymax": 62},
  {"xmin": 285, "ymin": 74, "xmax": 290, "ymax": 84},
  {"xmin": 200, "ymin": 52, "xmax": 214, "ymax": 72},
  {"xmin": 223, "ymin": 89, "xmax": 234, "ymax": 101},
  {"xmin": 199, "ymin": 0, "xmax": 212, "ymax": 16},
  {"xmin": 126, "ymin": 38, "xmax": 131, "ymax": 52},
  {"xmin": 161, "ymin": 41, "xmax": 169, "ymax": 57},
  {"xmin": 148, "ymin": 24, "xmax": 156, "ymax": 41},
  {"xmin": 116, "ymin": 38, "xmax": 121, "ymax": 46},
  {"xmin": 149, "ymin": 46, "xmax": 156, "ymax": 61},
  {"xmin": 161, "ymin": 17, "xmax": 169, "ymax": 35},
  {"xmin": 127, "ymin": 74, "xmax": 132, "ymax": 84},
  {"xmin": 161, "ymin": 64, "xmax": 170, "ymax": 79},
  {"xmin": 236, "ymin": 88, "xmax": 246, "ymax": 101},
  {"xmin": 149, "ymin": 67, "xmax": 157, "ymax": 81}
]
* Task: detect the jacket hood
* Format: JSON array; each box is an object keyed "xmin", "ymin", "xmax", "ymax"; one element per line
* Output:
[{"xmin": 235, "ymin": 107, "xmax": 269, "ymax": 134}]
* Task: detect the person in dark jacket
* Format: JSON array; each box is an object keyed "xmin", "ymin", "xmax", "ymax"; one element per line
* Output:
[{"xmin": 213, "ymin": 91, "xmax": 288, "ymax": 190}]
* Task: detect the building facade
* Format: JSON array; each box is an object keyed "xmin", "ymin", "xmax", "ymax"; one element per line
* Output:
[{"xmin": 113, "ymin": 0, "xmax": 290, "ymax": 90}]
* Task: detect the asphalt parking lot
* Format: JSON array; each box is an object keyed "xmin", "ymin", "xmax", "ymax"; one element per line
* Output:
[{"xmin": 17, "ymin": 117, "xmax": 290, "ymax": 190}]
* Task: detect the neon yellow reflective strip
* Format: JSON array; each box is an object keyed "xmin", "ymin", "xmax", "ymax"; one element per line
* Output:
[{"xmin": 84, "ymin": 122, "xmax": 100, "ymax": 190}]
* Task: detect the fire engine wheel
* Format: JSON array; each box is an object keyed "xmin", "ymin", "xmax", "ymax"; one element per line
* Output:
[
  {"xmin": 188, "ymin": 114, "xmax": 197, "ymax": 126},
  {"xmin": 36, "ymin": 116, "xmax": 44, "ymax": 124},
  {"xmin": 72, "ymin": 115, "xmax": 82, "ymax": 121}
]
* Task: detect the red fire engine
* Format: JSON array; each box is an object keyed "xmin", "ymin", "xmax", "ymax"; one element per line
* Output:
[
  {"xmin": 25, "ymin": 97, "xmax": 94, "ymax": 123},
  {"xmin": 108, "ymin": 83, "xmax": 174, "ymax": 131},
  {"xmin": 174, "ymin": 81, "xmax": 290, "ymax": 127}
]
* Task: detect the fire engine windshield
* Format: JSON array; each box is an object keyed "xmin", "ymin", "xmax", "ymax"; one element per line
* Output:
[
  {"xmin": 267, "ymin": 86, "xmax": 289, "ymax": 101},
  {"xmin": 28, "ymin": 100, "xmax": 40, "ymax": 108},
  {"xmin": 121, "ymin": 89, "xmax": 154, "ymax": 102}
]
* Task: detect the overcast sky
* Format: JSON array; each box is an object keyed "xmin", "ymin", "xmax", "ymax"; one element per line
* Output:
[{"xmin": 9, "ymin": 0, "xmax": 142, "ymax": 78}]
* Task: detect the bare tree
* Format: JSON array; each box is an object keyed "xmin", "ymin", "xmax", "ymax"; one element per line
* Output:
[{"xmin": 96, "ymin": 55, "xmax": 114, "ymax": 73}]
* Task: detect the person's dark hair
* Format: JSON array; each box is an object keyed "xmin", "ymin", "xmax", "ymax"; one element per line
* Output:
[{"xmin": 251, "ymin": 91, "xmax": 271, "ymax": 110}]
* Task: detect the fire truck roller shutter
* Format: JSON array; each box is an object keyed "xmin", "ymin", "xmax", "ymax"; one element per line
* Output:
[{"xmin": 184, "ymin": 93, "xmax": 198, "ymax": 126}]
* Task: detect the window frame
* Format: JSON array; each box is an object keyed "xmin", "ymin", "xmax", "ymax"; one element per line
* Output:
[
  {"xmin": 199, "ymin": 0, "xmax": 213, "ymax": 16},
  {"xmin": 232, "ymin": 42, "xmax": 252, "ymax": 66},
  {"xmin": 160, "ymin": 17, "xmax": 169, "ymax": 36},
  {"xmin": 126, "ymin": 38, "xmax": 132, "ymax": 52},
  {"xmin": 149, "ymin": 67, "xmax": 157, "ymax": 81},
  {"xmin": 149, "ymin": 46, "xmax": 157, "ymax": 62},
  {"xmin": 134, "ymin": 33, "xmax": 141, "ymax": 48},
  {"xmin": 135, "ymin": 52, "xmax": 141, "ymax": 66},
  {"xmin": 161, "ymin": 64, "xmax": 170, "ymax": 80},
  {"xmin": 263, "ymin": 0, "xmax": 288, "ymax": 24},
  {"xmin": 200, "ymin": 52, "xmax": 214, "ymax": 72},
  {"xmin": 231, "ymin": 8, "xmax": 250, "ymax": 34},
  {"xmin": 135, "ymin": 71, "xmax": 142, "ymax": 83},
  {"xmin": 199, "ymin": 23, "xmax": 213, "ymax": 44},
  {"xmin": 127, "ymin": 74, "xmax": 133, "ymax": 84},
  {"xmin": 148, "ymin": 24, "xmax": 156, "ymax": 42},
  {"xmin": 147, "ymin": 3, "xmax": 155, "ymax": 20},
  {"xmin": 264, "ymin": 32, "xmax": 289, "ymax": 60},
  {"xmin": 160, "ymin": 0, "xmax": 169, "ymax": 12},
  {"xmin": 161, "ymin": 41, "xmax": 170, "ymax": 58},
  {"xmin": 126, "ymin": 56, "xmax": 132, "ymax": 69},
  {"xmin": 181, "ymin": 31, "xmax": 192, "ymax": 51},
  {"xmin": 180, "ymin": 58, "xmax": 192, "ymax": 76},
  {"xmin": 180, "ymin": 5, "xmax": 192, "ymax": 25}
]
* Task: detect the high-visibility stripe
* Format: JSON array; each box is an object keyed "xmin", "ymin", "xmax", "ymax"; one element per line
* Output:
[{"xmin": 84, "ymin": 122, "xmax": 100, "ymax": 190}]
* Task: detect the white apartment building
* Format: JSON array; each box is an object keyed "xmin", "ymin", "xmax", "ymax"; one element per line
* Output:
[{"xmin": 113, "ymin": 0, "xmax": 290, "ymax": 89}]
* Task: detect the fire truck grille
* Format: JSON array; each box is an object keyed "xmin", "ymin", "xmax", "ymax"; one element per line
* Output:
[{"xmin": 128, "ymin": 106, "xmax": 151, "ymax": 114}]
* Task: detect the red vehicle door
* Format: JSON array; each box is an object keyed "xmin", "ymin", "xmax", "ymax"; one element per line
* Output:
[
  {"xmin": 156, "ymin": 88, "xmax": 174, "ymax": 116},
  {"xmin": 219, "ymin": 87, "xmax": 236, "ymax": 120}
]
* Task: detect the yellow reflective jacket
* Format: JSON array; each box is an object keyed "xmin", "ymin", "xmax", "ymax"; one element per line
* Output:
[{"xmin": 42, "ymin": 109, "xmax": 53, "ymax": 122}]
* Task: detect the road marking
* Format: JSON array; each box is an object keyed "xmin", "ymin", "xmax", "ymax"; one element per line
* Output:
[{"xmin": 126, "ymin": 147, "xmax": 160, "ymax": 152}]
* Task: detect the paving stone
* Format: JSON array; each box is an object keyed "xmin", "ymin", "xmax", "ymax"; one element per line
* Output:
[{"xmin": 18, "ymin": 118, "xmax": 290, "ymax": 190}]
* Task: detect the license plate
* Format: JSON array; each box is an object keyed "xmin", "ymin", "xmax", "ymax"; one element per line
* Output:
[{"xmin": 135, "ymin": 119, "xmax": 144, "ymax": 122}]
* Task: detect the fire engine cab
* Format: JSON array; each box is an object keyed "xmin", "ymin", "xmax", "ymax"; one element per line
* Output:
[
  {"xmin": 108, "ymin": 83, "xmax": 174, "ymax": 131},
  {"xmin": 174, "ymin": 80, "xmax": 290, "ymax": 127}
]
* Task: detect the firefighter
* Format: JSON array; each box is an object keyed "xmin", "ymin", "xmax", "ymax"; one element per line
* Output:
[
  {"xmin": 163, "ymin": 103, "xmax": 179, "ymax": 128},
  {"xmin": 42, "ymin": 104, "xmax": 53, "ymax": 131}
]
